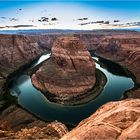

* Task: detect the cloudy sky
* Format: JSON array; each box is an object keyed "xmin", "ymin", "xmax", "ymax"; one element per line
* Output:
[{"xmin": 0, "ymin": 0, "xmax": 140, "ymax": 30}]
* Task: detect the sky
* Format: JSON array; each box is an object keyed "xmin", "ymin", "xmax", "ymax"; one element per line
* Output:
[{"xmin": 0, "ymin": 0, "xmax": 140, "ymax": 30}]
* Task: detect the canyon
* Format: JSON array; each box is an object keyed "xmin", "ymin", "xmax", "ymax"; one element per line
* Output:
[{"xmin": 0, "ymin": 30, "xmax": 140, "ymax": 139}]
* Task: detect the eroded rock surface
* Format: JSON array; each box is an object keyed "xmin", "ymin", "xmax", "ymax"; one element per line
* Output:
[
  {"xmin": 32, "ymin": 36, "xmax": 96, "ymax": 105},
  {"xmin": 61, "ymin": 99, "xmax": 140, "ymax": 140},
  {"xmin": 96, "ymin": 35, "xmax": 140, "ymax": 83},
  {"xmin": 0, "ymin": 34, "xmax": 57, "ymax": 95},
  {"xmin": 125, "ymin": 88, "xmax": 140, "ymax": 99},
  {"xmin": 0, "ymin": 105, "xmax": 68, "ymax": 139}
]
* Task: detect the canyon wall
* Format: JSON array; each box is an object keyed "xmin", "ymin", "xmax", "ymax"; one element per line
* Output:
[
  {"xmin": 95, "ymin": 34, "xmax": 140, "ymax": 84},
  {"xmin": 0, "ymin": 34, "xmax": 58, "ymax": 94},
  {"xmin": 0, "ymin": 30, "xmax": 140, "ymax": 98}
]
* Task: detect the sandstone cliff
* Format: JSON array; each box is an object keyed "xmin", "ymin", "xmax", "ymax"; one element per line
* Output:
[
  {"xmin": 0, "ymin": 34, "xmax": 58, "ymax": 94},
  {"xmin": 96, "ymin": 35, "xmax": 140, "ymax": 84}
]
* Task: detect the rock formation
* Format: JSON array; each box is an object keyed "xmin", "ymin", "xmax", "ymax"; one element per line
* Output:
[
  {"xmin": 96, "ymin": 35, "xmax": 140, "ymax": 83},
  {"xmin": 61, "ymin": 99, "xmax": 140, "ymax": 140},
  {"xmin": 125, "ymin": 88, "xmax": 140, "ymax": 99},
  {"xmin": 94, "ymin": 34, "xmax": 140, "ymax": 98},
  {"xmin": 32, "ymin": 36, "xmax": 96, "ymax": 105},
  {"xmin": 0, "ymin": 105, "xmax": 68, "ymax": 139},
  {"xmin": 0, "ymin": 34, "xmax": 57, "ymax": 96}
]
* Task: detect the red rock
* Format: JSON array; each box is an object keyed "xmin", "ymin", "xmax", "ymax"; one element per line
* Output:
[
  {"xmin": 0, "ymin": 34, "xmax": 57, "ymax": 94},
  {"xmin": 61, "ymin": 99, "xmax": 140, "ymax": 140},
  {"xmin": 32, "ymin": 36, "xmax": 96, "ymax": 105},
  {"xmin": 96, "ymin": 35, "xmax": 140, "ymax": 84}
]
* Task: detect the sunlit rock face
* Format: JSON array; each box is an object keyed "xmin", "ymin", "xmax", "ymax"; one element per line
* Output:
[
  {"xmin": 60, "ymin": 99, "xmax": 140, "ymax": 140},
  {"xmin": 32, "ymin": 36, "xmax": 96, "ymax": 105}
]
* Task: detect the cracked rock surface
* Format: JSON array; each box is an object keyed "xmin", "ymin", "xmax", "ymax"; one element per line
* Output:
[{"xmin": 60, "ymin": 99, "xmax": 140, "ymax": 140}]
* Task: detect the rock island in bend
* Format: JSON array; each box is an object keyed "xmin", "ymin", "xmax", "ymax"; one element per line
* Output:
[{"xmin": 32, "ymin": 36, "xmax": 106, "ymax": 105}]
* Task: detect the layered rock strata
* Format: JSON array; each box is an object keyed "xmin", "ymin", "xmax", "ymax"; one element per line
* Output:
[
  {"xmin": 32, "ymin": 36, "xmax": 96, "ymax": 105},
  {"xmin": 0, "ymin": 34, "xmax": 57, "ymax": 95},
  {"xmin": 96, "ymin": 35, "xmax": 140, "ymax": 83}
]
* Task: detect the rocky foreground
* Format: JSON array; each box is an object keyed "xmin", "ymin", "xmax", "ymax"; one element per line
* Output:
[
  {"xmin": 0, "ymin": 105, "xmax": 68, "ymax": 139},
  {"xmin": 61, "ymin": 99, "xmax": 140, "ymax": 140},
  {"xmin": 32, "ymin": 36, "xmax": 96, "ymax": 105},
  {"xmin": 0, "ymin": 99, "xmax": 140, "ymax": 139}
]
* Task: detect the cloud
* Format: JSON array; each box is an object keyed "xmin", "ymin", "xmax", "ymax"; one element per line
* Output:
[{"xmin": 0, "ymin": 25, "xmax": 35, "ymax": 29}]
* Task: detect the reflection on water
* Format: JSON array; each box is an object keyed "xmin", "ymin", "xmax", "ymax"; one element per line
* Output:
[
  {"xmin": 32, "ymin": 53, "xmax": 51, "ymax": 67},
  {"xmin": 10, "ymin": 54, "xmax": 134, "ymax": 124}
]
